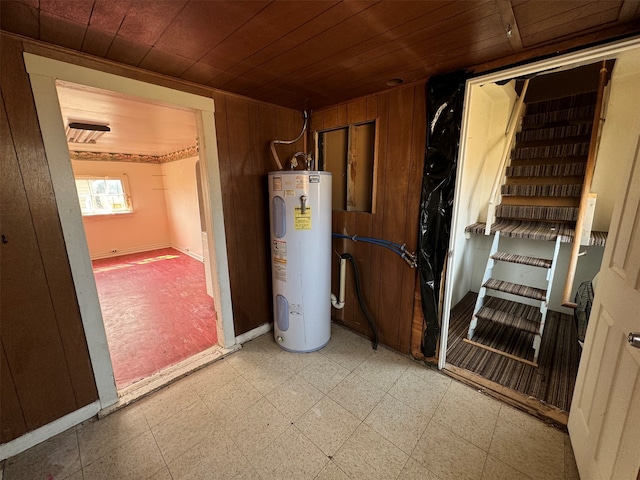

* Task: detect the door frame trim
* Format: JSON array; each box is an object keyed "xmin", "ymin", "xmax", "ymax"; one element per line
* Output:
[
  {"xmin": 23, "ymin": 53, "xmax": 236, "ymax": 409},
  {"xmin": 440, "ymin": 35, "xmax": 640, "ymax": 370}
]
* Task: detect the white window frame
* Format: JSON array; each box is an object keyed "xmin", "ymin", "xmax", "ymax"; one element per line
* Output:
[{"xmin": 74, "ymin": 175, "xmax": 133, "ymax": 216}]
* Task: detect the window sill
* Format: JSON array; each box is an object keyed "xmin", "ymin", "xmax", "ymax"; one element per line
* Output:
[{"xmin": 81, "ymin": 211, "xmax": 134, "ymax": 219}]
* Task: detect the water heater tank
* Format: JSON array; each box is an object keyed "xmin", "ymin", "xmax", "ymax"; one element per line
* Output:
[{"xmin": 268, "ymin": 171, "xmax": 332, "ymax": 352}]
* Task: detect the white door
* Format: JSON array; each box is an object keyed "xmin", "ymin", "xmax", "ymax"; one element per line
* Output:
[{"xmin": 568, "ymin": 137, "xmax": 640, "ymax": 479}]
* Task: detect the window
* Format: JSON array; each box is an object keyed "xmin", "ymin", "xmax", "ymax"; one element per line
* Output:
[
  {"xmin": 75, "ymin": 177, "xmax": 132, "ymax": 215},
  {"xmin": 317, "ymin": 121, "xmax": 376, "ymax": 212}
]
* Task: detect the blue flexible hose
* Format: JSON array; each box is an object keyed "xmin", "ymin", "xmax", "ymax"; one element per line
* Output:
[{"xmin": 332, "ymin": 233, "xmax": 417, "ymax": 267}]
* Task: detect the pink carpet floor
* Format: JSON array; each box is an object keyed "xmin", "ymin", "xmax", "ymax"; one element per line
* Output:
[{"xmin": 92, "ymin": 248, "xmax": 218, "ymax": 389}]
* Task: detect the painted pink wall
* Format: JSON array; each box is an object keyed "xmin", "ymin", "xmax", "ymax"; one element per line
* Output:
[
  {"xmin": 161, "ymin": 157, "xmax": 203, "ymax": 259},
  {"xmin": 71, "ymin": 160, "xmax": 171, "ymax": 259}
]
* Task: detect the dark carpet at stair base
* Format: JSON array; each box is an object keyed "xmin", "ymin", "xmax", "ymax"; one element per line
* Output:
[{"xmin": 447, "ymin": 292, "xmax": 581, "ymax": 412}]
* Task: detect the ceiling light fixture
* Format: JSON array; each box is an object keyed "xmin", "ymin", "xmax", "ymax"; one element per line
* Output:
[
  {"xmin": 66, "ymin": 122, "xmax": 111, "ymax": 144},
  {"xmin": 386, "ymin": 78, "xmax": 404, "ymax": 87}
]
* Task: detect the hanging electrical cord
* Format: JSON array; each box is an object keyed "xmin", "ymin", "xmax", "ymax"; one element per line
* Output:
[
  {"xmin": 332, "ymin": 233, "xmax": 417, "ymax": 267},
  {"xmin": 339, "ymin": 253, "xmax": 379, "ymax": 350}
]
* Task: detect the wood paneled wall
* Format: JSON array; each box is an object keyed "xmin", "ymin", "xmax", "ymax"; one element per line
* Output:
[
  {"xmin": 212, "ymin": 94, "xmax": 302, "ymax": 335},
  {"xmin": 0, "ymin": 33, "xmax": 302, "ymax": 442},
  {"xmin": 0, "ymin": 30, "xmax": 427, "ymax": 444},
  {"xmin": 19, "ymin": 36, "xmax": 302, "ymax": 339},
  {"xmin": 1, "ymin": 36, "xmax": 98, "ymax": 443},
  {"xmin": 311, "ymin": 84, "xmax": 427, "ymax": 354}
]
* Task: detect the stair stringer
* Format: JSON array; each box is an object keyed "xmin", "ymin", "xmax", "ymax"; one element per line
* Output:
[
  {"xmin": 467, "ymin": 231, "xmax": 501, "ymax": 339},
  {"xmin": 532, "ymin": 235, "xmax": 562, "ymax": 362},
  {"xmin": 466, "ymin": 232, "xmax": 563, "ymax": 366}
]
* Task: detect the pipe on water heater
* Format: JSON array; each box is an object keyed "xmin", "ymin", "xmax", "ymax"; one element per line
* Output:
[
  {"xmin": 331, "ymin": 257, "xmax": 347, "ymax": 309},
  {"xmin": 270, "ymin": 111, "xmax": 309, "ymax": 170}
]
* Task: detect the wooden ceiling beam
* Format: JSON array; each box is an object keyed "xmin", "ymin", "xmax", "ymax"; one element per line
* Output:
[
  {"xmin": 495, "ymin": 0, "xmax": 524, "ymax": 52},
  {"xmin": 619, "ymin": 0, "xmax": 640, "ymax": 23}
]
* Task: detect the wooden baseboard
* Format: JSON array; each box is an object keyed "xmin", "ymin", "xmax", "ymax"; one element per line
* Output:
[{"xmin": 442, "ymin": 363, "xmax": 568, "ymax": 429}]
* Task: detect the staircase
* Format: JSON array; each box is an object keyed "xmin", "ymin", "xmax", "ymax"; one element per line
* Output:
[
  {"xmin": 466, "ymin": 232, "xmax": 561, "ymax": 365},
  {"xmin": 466, "ymin": 90, "xmax": 606, "ymax": 246},
  {"xmin": 464, "ymin": 90, "xmax": 604, "ymax": 365},
  {"xmin": 498, "ymin": 91, "xmax": 596, "ymax": 225}
]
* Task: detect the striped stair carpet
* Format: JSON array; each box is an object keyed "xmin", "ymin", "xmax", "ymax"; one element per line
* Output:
[
  {"xmin": 494, "ymin": 90, "xmax": 598, "ymax": 230},
  {"xmin": 524, "ymin": 106, "xmax": 595, "ymax": 128},
  {"xmin": 448, "ymin": 292, "xmax": 581, "ymax": 412},
  {"xmin": 476, "ymin": 296, "xmax": 541, "ymax": 334},
  {"xmin": 505, "ymin": 162, "xmax": 586, "ymax": 177},
  {"xmin": 523, "ymin": 91, "xmax": 597, "ymax": 119},
  {"xmin": 496, "ymin": 205, "xmax": 579, "ymax": 222},
  {"xmin": 490, "ymin": 252, "xmax": 552, "ymax": 268},
  {"xmin": 512, "ymin": 141, "xmax": 590, "ymax": 160},
  {"xmin": 464, "ymin": 220, "xmax": 608, "ymax": 247},
  {"xmin": 512, "ymin": 143, "xmax": 590, "ymax": 161},
  {"xmin": 467, "ymin": 90, "xmax": 608, "ymax": 246},
  {"xmin": 501, "ymin": 184, "xmax": 582, "ymax": 197},
  {"xmin": 516, "ymin": 123, "xmax": 592, "ymax": 142},
  {"xmin": 483, "ymin": 278, "xmax": 547, "ymax": 301}
]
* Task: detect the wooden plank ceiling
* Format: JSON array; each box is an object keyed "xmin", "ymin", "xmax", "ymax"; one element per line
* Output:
[{"xmin": 1, "ymin": 0, "xmax": 639, "ymax": 110}]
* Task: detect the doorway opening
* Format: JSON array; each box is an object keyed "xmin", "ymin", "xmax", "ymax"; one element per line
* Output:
[
  {"xmin": 25, "ymin": 53, "xmax": 236, "ymax": 409},
  {"xmin": 56, "ymin": 81, "xmax": 220, "ymax": 391},
  {"xmin": 439, "ymin": 44, "xmax": 640, "ymax": 422}
]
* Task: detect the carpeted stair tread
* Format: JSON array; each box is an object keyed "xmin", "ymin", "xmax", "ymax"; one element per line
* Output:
[
  {"xmin": 476, "ymin": 300, "xmax": 541, "ymax": 335},
  {"xmin": 491, "ymin": 251, "xmax": 552, "ymax": 268},
  {"xmin": 483, "ymin": 278, "xmax": 547, "ymax": 301},
  {"xmin": 506, "ymin": 163, "xmax": 586, "ymax": 177},
  {"xmin": 447, "ymin": 291, "xmax": 581, "ymax": 412},
  {"xmin": 524, "ymin": 91, "xmax": 597, "ymax": 114},
  {"xmin": 523, "ymin": 109, "xmax": 596, "ymax": 130},
  {"xmin": 521, "ymin": 91, "xmax": 597, "ymax": 131},
  {"xmin": 512, "ymin": 142, "xmax": 590, "ymax": 160},
  {"xmin": 496, "ymin": 205, "xmax": 578, "ymax": 222},
  {"xmin": 510, "ymin": 156, "xmax": 587, "ymax": 167},
  {"xmin": 517, "ymin": 123, "xmax": 593, "ymax": 141},
  {"xmin": 515, "ymin": 135, "xmax": 591, "ymax": 148},
  {"xmin": 501, "ymin": 184, "xmax": 582, "ymax": 197},
  {"xmin": 520, "ymin": 117, "xmax": 594, "ymax": 131},
  {"xmin": 464, "ymin": 220, "xmax": 608, "ymax": 247}
]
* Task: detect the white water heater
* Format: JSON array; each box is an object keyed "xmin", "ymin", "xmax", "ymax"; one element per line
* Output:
[{"xmin": 268, "ymin": 171, "xmax": 332, "ymax": 352}]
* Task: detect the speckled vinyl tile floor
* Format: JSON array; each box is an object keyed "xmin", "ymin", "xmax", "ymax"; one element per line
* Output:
[{"xmin": 3, "ymin": 324, "xmax": 580, "ymax": 480}]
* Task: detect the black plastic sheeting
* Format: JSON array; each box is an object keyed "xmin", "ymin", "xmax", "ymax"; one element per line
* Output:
[{"xmin": 418, "ymin": 71, "xmax": 466, "ymax": 358}]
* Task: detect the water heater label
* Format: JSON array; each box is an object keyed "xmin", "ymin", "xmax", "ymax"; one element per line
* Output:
[
  {"xmin": 309, "ymin": 174, "xmax": 320, "ymax": 183},
  {"xmin": 295, "ymin": 175, "xmax": 307, "ymax": 190},
  {"xmin": 272, "ymin": 240, "xmax": 287, "ymax": 282},
  {"xmin": 294, "ymin": 207, "xmax": 312, "ymax": 230},
  {"xmin": 272, "ymin": 176, "xmax": 282, "ymax": 191},
  {"xmin": 273, "ymin": 240, "xmax": 287, "ymax": 260},
  {"xmin": 274, "ymin": 263, "xmax": 286, "ymax": 282}
]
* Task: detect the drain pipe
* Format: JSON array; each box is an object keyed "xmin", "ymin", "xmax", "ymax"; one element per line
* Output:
[
  {"xmin": 270, "ymin": 111, "xmax": 309, "ymax": 170},
  {"xmin": 331, "ymin": 257, "xmax": 347, "ymax": 309}
]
